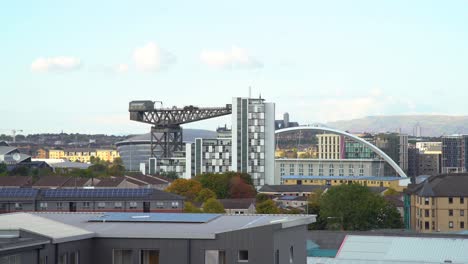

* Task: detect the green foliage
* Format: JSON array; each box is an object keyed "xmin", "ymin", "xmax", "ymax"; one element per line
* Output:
[
  {"xmin": 165, "ymin": 179, "xmax": 202, "ymax": 201},
  {"xmin": 256, "ymin": 199, "xmax": 280, "ymax": 214},
  {"xmin": 184, "ymin": 202, "xmax": 202, "ymax": 213},
  {"xmin": 0, "ymin": 163, "xmax": 8, "ymax": 176},
  {"xmin": 195, "ymin": 188, "xmax": 217, "ymax": 203},
  {"xmin": 196, "ymin": 173, "xmax": 230, "ymax": 199},
  {"xmin": 319, "ymin": 184, "xmax": 404, "ymax": 231},
  {"xmin": 256, "ymin": 193, "xmax": 270, "ymax": 204},
  {"xmin": 384, "ymin": 188, "xmax": 399, "ymax": 196},
  {"xmin": 203, "ymin": 198, "xmax": 225, "ymax": 213},
  {"xmin": 108, "ymin": 164, "xmax": 125, "ymax": 176},
  {"xmin": 160, "ymin": 171, "xmax": 179, "ymax": 180}
]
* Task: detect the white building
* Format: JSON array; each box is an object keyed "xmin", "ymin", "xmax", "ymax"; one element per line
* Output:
[{"xmin": 232, "ymin": 97, "xmax": 275, "ymax": 186}]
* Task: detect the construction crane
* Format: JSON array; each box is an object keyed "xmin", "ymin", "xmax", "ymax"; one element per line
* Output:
[
  {"xmin": 0, "ymin": 129, "xmax": 23, "ymax": 143},
  {"xmin": 129, "ymin": 101, "xmax": 232, "ymax": 158}
]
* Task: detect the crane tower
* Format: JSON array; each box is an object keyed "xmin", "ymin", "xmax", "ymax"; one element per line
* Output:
[{"xmin": 129, "ymin": 100, "xmax": 232, "ymax": 158}]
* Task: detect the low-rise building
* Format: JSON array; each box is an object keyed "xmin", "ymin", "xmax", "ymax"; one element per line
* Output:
[
  {"xmin": 48, "ymin": 148, "xmax": 120, "ymax": 163},
  {"xmin": 282, "ymin": 175, "xmax": 410, "ymax": 192},
  {"xmin": 0, "ymin": 212, "xmax": 315, "ymax": 264},
  {"xmin": 275, "ymin": 195, "xmax": 308, "ymax": 209},
  {"xmin": 0, "ymin": 188, "xmax": 184, "ymax": 214},
  {"xmin": 258, "ymin": 184, "xmax": 327, "ymax": 197},
  {"xmin": 405, "ymin": 173, "xmax": 468, "ymax": 233},
  {"xmin": 218, "ymin": 198, "xmax": 256, "ymax": 214}
]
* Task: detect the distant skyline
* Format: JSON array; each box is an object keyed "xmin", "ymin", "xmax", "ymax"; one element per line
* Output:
[{"xmin": 2, "ymin": 1, "xmax": 468, "ymax": 135}]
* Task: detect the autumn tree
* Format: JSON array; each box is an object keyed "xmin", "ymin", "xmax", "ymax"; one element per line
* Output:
[
  {"xmin": 228, "ymin": 176, "xmax": 256, "ymax": 199},
  {"xmin": 203, "ymin": 198, "xmax": 225, "ymax": 213},
  {"xmin": 256, "ymin": 193, "xmax": 270, "ymax": 204},
  {"xmin": 184, "ymin": 202, "xmax": 202, "ymax": 213},
  {"xmin": 165, "ymin": 179, "xmax": 202, "ymax": 201}
]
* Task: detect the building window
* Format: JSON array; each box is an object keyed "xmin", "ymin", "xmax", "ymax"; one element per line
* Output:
[
  {"xmin": 461, "ymin": 210, "xmax": 465, "ymax": 216},
  {"xmin": 461, "ymin": 197, "xmax": 465, "ymax": 204},
  {"xmin": 97, "ymin": 202, "xmax": 106, "ymax": 209},
  {"xmin": 58, "ymin": 253, "xmax": 67, "ymax": 264},
  {"xmin": 141, "ymin": 250, "xmax": 160, "ymax": 264},
  {"xmin": 171, "ymin": 201, "xmax": 179, "ymax": 208},
  {"xmin": 424, "ymin": 221, "xmax": 429, "ymax": 230},
  {"xmin": 14, "ymin": 203, "xmax": 22, "ymax": 210},
  {"xmin": 40, "ymin": 256, "xmax": 48, "ymax": 264},
  {"xmin": 238, "ymin": 250, "xmax": 249, "ymax": 262},
  {"xmin": 275, "ymin": 250, "xmax": 279, "ymax": 264},
  {"xmin": 461, "ymin": 222, "xmax": 465, "ymax": 229},
  {"xmin": 57, "ymin": 202, "xmax": 63, "ymax": 210},
  {"xmin": 114, "ymin": 202, "xmax": 123, "ymax": 209},
  {"xmin": 449, "ymin": 221, "xmax": 454, "ymax": 229},
  {"xmin": 156, "ymin": 202, "xmax": 164, "ymax": 209},
  {"xmin": 289, "ymin": 246, "xmax": 294, "ymax": 264},
  {"xmin": 204, "ymin": 250, "xmax": 226, "ymax": 264},
  {"xmin": 69, "ymin": 251, "xmax": 79, "ymax": 264},
  {"xmin": 113, "ymin": 249, "xmax": 132, "ymax": 264},
  {"xmin": 0, "ymin": 255, "xmax": 20, "ymax": 264},
  {"xmin": 83, "ymin": 202, "xmax": 90, "ymax": 209},
  {"xmin": 432, "ymin": 221, "xmax": 435, "ymax": 230},
  {"xmin": 424, "ymin": 198, "xmax": 429, "ymax": 205},
  {"xmin": 424, "ymin": 210, "xmax": 430, "ymax": 217},
  {"xmin": 449, "ymin": 197, "xmax": 453, "ymax": 204},
  {"xmin": 449, "ymin": 210, "xmax": 454, "ymax": 216},
  {"xmin": 129, "ymin": 202, "xmax": 137, "ymax": 209},
  {"xmin": 40, "ymin": 202, "xmax": 48, "ymax": 210}
]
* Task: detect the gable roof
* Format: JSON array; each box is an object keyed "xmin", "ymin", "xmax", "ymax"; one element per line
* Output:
[
  {"xmin": 0, "ymin": 176, "xmax": 33, "ymax": 187},
  {"xmin": 218, "ymin": 198, "xmax": 255, "ymax": 209},
  {"xmin": 406, "ymin": 174, "xmax": 468, "ymax": 197},
  {"xmin": 33, "ymin": 176, "xmax": 72, "ymax": 188}
]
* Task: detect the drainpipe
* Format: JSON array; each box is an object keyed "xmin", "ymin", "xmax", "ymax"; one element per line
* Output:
[{"xmin": 187, "ymin": 239, "xmax": 191, "ymax": 264}]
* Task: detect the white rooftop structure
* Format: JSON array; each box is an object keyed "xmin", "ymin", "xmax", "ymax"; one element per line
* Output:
[{"xmin": 308, "ymin": 235, "xmax": 468, "ymax": 264}]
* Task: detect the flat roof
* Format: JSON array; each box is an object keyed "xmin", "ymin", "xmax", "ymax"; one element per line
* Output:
[{"xmin": 33, "ymin": 212, "xmax": 316, "ymax": 240}]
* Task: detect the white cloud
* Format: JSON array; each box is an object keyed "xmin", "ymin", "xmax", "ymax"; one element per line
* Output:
[
  {"xmin": 31, "ymin": 56, "xmax": 81, "ymax": 72},
  {"xmin": 133, "ymin": 42, "xmax": 176, "ymax": 72},
  {"xmin": 200, "ymin": 46, "xmax": 262, "ymax": 69},
  {"xmin": 115, "ymin": 63, "xmax": 129, "ymax": 73}
]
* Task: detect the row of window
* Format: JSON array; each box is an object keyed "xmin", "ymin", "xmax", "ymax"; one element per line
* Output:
[
  {"xmin": 417, "ymin": 209, "xmax": 465, "ymax": 217},
  {"xmin": 419, "ymin": 220, "xmax": 465, "ymax": 230},
  {"xmin": 417, "ymin": 196, "xmax": 465, "ymax": 205},
  {"xmin": 12, "ymin": 201, "xmax": 180, "ymax": 211}
]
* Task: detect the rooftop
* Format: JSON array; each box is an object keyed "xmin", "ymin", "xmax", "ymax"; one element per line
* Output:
[
  {"xmin": 259, "ymin": 184, "xmax": 327, "ymax": 193},
  {"xmin": 406, "ymin": 173, "xmax": 468, "ymax": 197},
  {"xmin": 0, "ymin": 212, "xmax": 316, "ymax": 240},
  {"xmin": 282, "ymin": 176, "xmax": 405, "ymax": 181}
]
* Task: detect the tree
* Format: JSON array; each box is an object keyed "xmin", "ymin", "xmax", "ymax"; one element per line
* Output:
[
  {"xmin": 112, "ymin": 157, "xmax": 123, "ymax": 166},
  {"xmin": 203, "ymin": 198, "xmax": 225, "ymax": 213},
  {"xmin": 319, "ymin": 184, "xmax": 403, "ymax": 231},
  {"xmin": 0, "ymin": 163, "xmax": 7, "ymax": 176},
  {"xmin": 228, "ymin": 176, "xmax": 256, "ymax": 199},
  {"xmin": 196, "ymin": 173, "xmax": 230, "ymax": 199},
  {"xmin": 256, "ymin": 193, "xmax": 270, "ymax": 204},
  {"xmin": 307, "ymin": 190, "xmax": 326, "ymax": 230},
  {"xmin": 384, "ymin": 188, "xmax": 399, "ymax": 196},
  {"xmin": 160, "ymin": 171, "xmax": 179, "ymax": 180},
  {"xmin": 256, "ymin": 200, "xmax": 280, "ymax": 214},
  {"xmin": 88, "ymin": 163, "xmax": 107, "ymax": 177},
  {"xmin": 165, "ymin": 179, "xmax": 202, "ymax": 201},
  {"xmin": 184, "ymin": 202, "xmax": 202, "ymax": 213},
  {"xmin": 195, "ymin": 188, "xmax": 217, "ymax": 203},
  {"xmin": 108, "ymin": 164, "xmax": 125, "ymax": 176}
]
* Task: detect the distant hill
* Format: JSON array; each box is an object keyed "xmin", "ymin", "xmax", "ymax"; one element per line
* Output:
[{"xmin": 325, "ymin": 115, "xmax": 468, "ymax": 137}]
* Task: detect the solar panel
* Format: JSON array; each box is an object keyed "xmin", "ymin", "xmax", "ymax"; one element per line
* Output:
[
  {"xmin": 0, "ymin": 188, "xmax": 39, "ymax": 198},
  {"xmin": 88, "ymin": 212, "xmax": 222, "ymax": 223},
  {"xmin": 42, "ymin": 188, "xmax": 153, "ymax": 198}
]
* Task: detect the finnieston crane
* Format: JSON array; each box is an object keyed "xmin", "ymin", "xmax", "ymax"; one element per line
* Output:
[{"xmin": 129, "ymin": 101, "xmax": 232, "ymax": 158}]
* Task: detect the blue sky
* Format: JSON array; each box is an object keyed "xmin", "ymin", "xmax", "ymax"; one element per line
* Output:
[{"xmin": 1, "ymin": 0, "xmax": 468, "ymax": 135}]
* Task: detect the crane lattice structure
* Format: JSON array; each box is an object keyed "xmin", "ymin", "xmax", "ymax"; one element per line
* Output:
[{"xmin": 129, "ymin": 101, "xmax": 232, "ymax": 158}]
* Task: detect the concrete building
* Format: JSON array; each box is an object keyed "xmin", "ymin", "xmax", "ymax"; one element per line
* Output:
[
  {"xmin": 405, "ymin": 173, "xmax": 468, "ymax": 233},
  {"xmin": 276, "ymin": 158, "xmax": 383, "ymax": 182},
  {"xmin": 442, "ymin": 135, "xmax": 468, "ymax": 173},
  {"xmin": 186, "ymin": 135, "xmax": 232, "ymax": 178},
  {"xmin": 0, "ymin": 212, "xmax": 315, "ymax": 264},
  {"xmin": 317, "ymin": 134, "xmax": 343, "ymax": 159},
  {"xmin": 232, "ymin": 97, "xmax": 275, "ymax": 186},
  {"xmin": 48, "ymin": 148, "xmax": 119, "ymax": 163},
  {"xmin": 407, "ymin": 146, "xmax": 420, "ymax": 177},
  {"xmin": 374, "ymin": 133, "xmax": 408, "ymax": 175},
  {"xmin": 418, "ymin": 153, "xmax": 441, "ymax": 176},
  {"xmin": 344, "ymin": 137, "xmax": 376, "ymax": 159},
  {"xmin": 259, "ymin": 184, "xmax": 327, "ymax": 197},
  {"xmin": 416, "ymin": 142, "xmax": 442, "ymax": 154}
]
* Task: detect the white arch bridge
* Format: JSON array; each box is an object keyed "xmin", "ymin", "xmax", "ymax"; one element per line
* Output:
[{"xmin": 275, "ymin": 126, "xmax": 408, "ymax": 178}]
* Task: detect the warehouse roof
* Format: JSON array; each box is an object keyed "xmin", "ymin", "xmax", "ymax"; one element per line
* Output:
[
  {"xmin": 332, "ymin": 235, "xmax": 468, "ymax": 263},
  {"xmin": 0, "ymin": 213, "xmax": 94, "ymax": 243},
  {"xmin": 33, "ymin": 212, "xmax": 315, "ymax": 240}
]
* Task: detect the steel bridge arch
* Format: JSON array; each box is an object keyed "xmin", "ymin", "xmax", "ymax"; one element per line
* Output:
[{"xmin": 275, "ymin": 126, "xmax": 407, "ymax": 178}]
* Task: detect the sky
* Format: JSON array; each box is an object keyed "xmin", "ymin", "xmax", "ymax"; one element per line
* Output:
[{"xmin": 1, "ymin": 0, "xmax": 468, "ymax": 135}]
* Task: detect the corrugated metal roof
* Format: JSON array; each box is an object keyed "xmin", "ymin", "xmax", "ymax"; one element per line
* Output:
[
  {"xmin": 0, "ymin": 213, "xmax": 94, "ymax": 243},
  {"xmin": 336, "ymin": 235, "xmax": 468, "ymax": 263}
]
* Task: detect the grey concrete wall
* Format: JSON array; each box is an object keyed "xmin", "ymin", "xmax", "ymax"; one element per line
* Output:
[{"xmin": 274, "ymin": 225, "xmax": 308, "ymax": 264}]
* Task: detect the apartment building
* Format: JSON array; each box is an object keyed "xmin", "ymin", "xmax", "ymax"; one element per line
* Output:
[
  {"xmin": 317, "ymin": 134, "xmax": 343, "ymax": 159},
  {"xmin": 48, "ymin": 148, "xmax": 119, "ymax": 163},
  {"xmin": 405, "ymin": 173, "xmax": 468, "ymax": 232}
]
